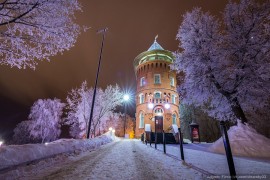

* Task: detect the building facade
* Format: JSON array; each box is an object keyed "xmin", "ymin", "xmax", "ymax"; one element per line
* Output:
[{"xmin": 134, "ymin": 38, "xmax": 180, "ymax": 138}]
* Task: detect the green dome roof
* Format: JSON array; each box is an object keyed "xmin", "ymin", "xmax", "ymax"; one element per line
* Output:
[
  {"xmin": 134, "ymin": 37, "xmax": 174, "ymax": 68},
  {"xmin": 147, "ymin": 39, "xmax": 164, "ymax": 51}
]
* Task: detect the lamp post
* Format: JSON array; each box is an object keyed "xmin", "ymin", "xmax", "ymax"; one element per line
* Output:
[
  {"xmin": 86, "ymin": 28, "xmax": 108, "ymax": 139},
  {"xmin": 123, "ymin": 94, "xmax": 130, "ymax": 137}
]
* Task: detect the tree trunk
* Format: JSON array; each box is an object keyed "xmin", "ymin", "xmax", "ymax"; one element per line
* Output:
[
  {"xmin": 209, "ymin": 73, "xmax": 248, "ymax": 124},
  {"xmin": 229, "ymin": 97, "xmax": 248, "ymax": 124}
]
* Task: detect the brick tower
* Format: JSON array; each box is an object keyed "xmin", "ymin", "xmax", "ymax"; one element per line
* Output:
[{"xmin": 134, "ymin": 37, "xmax": 180, "ymax": 138}]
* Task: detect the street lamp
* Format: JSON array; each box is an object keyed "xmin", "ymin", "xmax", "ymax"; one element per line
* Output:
[
  {"xmin": 86, "ymin": 28, "xmax": 108, "ymax": 139},
  {"xmin": 123, "ymin": 94, "xmax": 130, "ymax": 137},
  {"xmin": 0, "ymin": 141, "xmax": 3, "ymax": 147}
]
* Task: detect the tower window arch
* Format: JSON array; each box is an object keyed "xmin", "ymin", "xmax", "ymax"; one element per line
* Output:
[
  {"xmin": 154, "ymin": 91, "xmax": 161, "ymax": 99},
  {"xmin": 172, "ymin": 114, "xmax": 177, "ymax": 124},
  {"xmin": 140, "ymin": 77, "xmax": 145, "ymax": 86},
  {"xmin": 139, "ymin": 93, "xmax": 145, "ymax": 104},
  {"xmin": 154, "ymin": 108, "xmax": 164, "ymax": 114},
  {"xmin": 154, "ymin": 74, "xmax": 161, "ymax": 84},
  {"xmin": 172, "ymin": 94, "xmax": 176, "ymax": 104},
  {"xmin": 170, "ymin": 76, "xmax": 175, "ymax": 86},
  {"xmin": 139, "ymin": 112, "xmax": 144, "ymax": 128}
]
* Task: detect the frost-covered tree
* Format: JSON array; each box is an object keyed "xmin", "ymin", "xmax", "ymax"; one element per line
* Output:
[
  {"xmin": 172, "ymin": 0, "xmax": 270, "ymax": 124},
  {"xmin": 91, "ymin": 85, "xmax": 123, "ymax": 137},
  {"xmin": 0, "ymin": 0, "xmax": 82, "ymax": 69},
  {"xmin": 65, "ymin": 81, "xmax": 92, "ymax": 138},
  {"xmin": 65, "ymin": 81, "xmax": 123, "ymax": 138},
  {"xmin": 28, "ymin": 98, "xmax": 65, "ymax": 143}
]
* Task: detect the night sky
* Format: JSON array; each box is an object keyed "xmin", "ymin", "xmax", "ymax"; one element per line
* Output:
[{"xmin": 0, "ymin": 0, "xmax": 227, "ymax": 141}]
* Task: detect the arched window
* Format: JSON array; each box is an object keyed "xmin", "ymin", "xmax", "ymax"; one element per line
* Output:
[
  {"xmin": 172, "ymin": 114, "xmax": 177, "ymax": 124},
  {"xmin": 154, "ymin": 92, "xmax": 161, "ymax": 99},
  {"xmin": 154, "ymin": 74, "xmax": 161, "ymax": 84},
  {"xmin": 140, "ymin": 77, "xmax": 145, "ymax": 86},
  {"xmin": 139, "ymin": 113, "xmax": 144, "ymax": 128},
  {"xmin": 170, "ymin": 77, "xmax": 175, "ymax": 86},
  {"xmin": 154, "ymin": 108, "xmax": 164, "ymax": 114},
  {"xmin": 139, "ymin": 94, "xmax": 144, "ymax": 104},
  {"xmin": 172, "ymin": 94, "xmax": 176, "ymax": 104}
]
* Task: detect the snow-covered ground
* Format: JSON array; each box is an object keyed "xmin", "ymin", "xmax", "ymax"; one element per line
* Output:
[
  {"xmin": 209, "ymin": 122, "xmax": 270, "ymax": 158},
  {"xmin": 1, "ymin": 131, "xmax": 269, "ymax": 180},
  {"xmin": 0, "ymin": 132, "xmax": 112, "ymax": 170},
  {"xmin": 155, "ymin": 143, "xmax": 270, "ymax": 176},
  {"xmin": 1, "ymin": 138, "xmax": 204, "ymax": 180}
]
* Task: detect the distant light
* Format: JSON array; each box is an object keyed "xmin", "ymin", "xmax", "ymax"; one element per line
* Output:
[
  {"xmin": 165, "ymin": 103, "xmax": 170, "ymax": 109},
  {"xmin": 0, "ymin": 141, "xmax": 3, "ymax": 146},
  {"xmin": 148, "ymin": 103, "xmax": 154, "ymax": 109},
  {"xmin": 123, "ymin": 94, "xmax": 130, "ymax": 101},
  {"xmin": 112, "ymin": 129, "xmax": 115, "ymax": 133},
  {"xmin": 109, "ymin": 127, "xmax": 113, "ymax": 131},
  {"xmin": 45, "ymin": 142, "xmax": 49, "ymax": 146}
]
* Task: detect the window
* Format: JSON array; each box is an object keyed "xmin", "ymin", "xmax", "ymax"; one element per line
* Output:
[
  {"xmin": 154, "ymin": 92, "xmax": 161, "ymax": 99},
  {"xmin": 172, "ymin": 94, "xmax": 176, "ymax": 104},
  {"xmin": 154, "ymin": 108, "xmax": 164, "ymax": 114},
  {"xmin": 172, "ymin": 114, "xmax": 177, "ymax": 124},
  {"xmin": 140, "ymin": 77, "xmax": 145, "ymax": 86},
  {"xmin": 154, "ymin": 74, "xmax": 161, "ymax": 84},
  {"xmin": 149, "ymin": 56, "xmax": 155, "ymax": 60},
  {"xmin": 139, "ymin": 94, "xmax": 145, "ymax": 104},
  {"xmin": 170, "ymin": 77, "xmax": 175, "ymax": 86},
  {"xmin": 139, "ymin": 113, "xmax": 144, "ymax": 128}
]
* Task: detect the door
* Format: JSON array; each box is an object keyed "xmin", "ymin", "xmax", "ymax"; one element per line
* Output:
[{"xmin": 155, "ymin": 116, "xmax": 163, "ymax": 133}]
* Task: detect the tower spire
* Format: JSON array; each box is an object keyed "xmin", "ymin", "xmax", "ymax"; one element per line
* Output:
[
  {"xmin": 148, "ymin": 35, "xmax": 163, "ymax": 51},
  {"xmin": 155, "ymin": 34, "xmax": 158, "ymax": 42}
]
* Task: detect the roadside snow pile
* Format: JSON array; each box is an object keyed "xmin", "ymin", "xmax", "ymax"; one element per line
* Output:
[
  {"xmin": 0, "ymin": 133, "xmax": 113, "ymax": 170},
  {"xmin": 209, "ymin": 122, "xmax": 270, "ymax": 158}
]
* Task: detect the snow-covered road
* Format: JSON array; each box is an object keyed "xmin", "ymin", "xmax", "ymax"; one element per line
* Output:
[{"xmin": 1, "ymin": 139, "xmax": 204, "ymax": 180}]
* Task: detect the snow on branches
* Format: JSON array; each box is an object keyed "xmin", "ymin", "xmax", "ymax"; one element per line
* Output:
[
  {"xmin": 28, "ymin": 98, "xmax": 65, "ymax": 143},
  {"xmin": 172, "ymin": 0, "xmax": 270, "ymax": 123},
  {"xmin": 65, "ymin": 81, "xmax": 123, "ymax": 138},
  {"xmin": 0, "ymin": 0, "xmax": 82, "ymax": 69}
]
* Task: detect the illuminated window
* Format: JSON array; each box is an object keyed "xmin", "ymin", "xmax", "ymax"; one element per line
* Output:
[
  {"xmin": 154, "ymin": 108, "xmax": 164, "ymax": 114},
  {"xmin": 140, "ymin": 77, "xmax": 145, "ymax": 86},
  {"xmin": 139, "ymin": 113, "xmax": 144, "ymax": 128},
  {"xmin": 139, "ymin": 94, "xmax": 144, "ymax": 104},
  {"xmin": 149, "ymin": 56, "xmax": 155, "ymax": 60},
  {"xmin": 172, "ymin": 94, "xmax": 176, "ymax": 104},
  {"xmin": 154, "ymin": 92, "xmax": 161, "ymax": 99},
  {"xmin": 172, "ymin": 114, "xmax": 177, "ymax": 124},
  {"xmin": 154, "ymin": 74, "xmax": 161, "ymax": 84},
  {"xmin": 170, "ymin": 77, "xmax": 175, "ymax": 86}
]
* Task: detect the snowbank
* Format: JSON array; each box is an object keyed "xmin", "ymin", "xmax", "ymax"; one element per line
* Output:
[
  {"xmin": 0, "ymin": 133, "xmax": 113, "ymax": 170},
  {"xmin": 209, "ymin": 122, "xmax": 270, "ymax": 158}
]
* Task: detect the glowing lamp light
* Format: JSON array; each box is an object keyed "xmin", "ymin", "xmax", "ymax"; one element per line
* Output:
[
  {"xmin": 0, "ymin": 141, "xmax": 3, "ymax": 146},
  {"xmin": 148, "ymin": 103, "xmax": 154, "ymax": 109},
  {"xmin": 112, "ymin": 129, "xmax": 115, "ymax": 133},
  {"xmin": 109, "ymin": 127, "xmax": 113, "ymax": 131},
  {"xmin": 45, "ymin": 142, "xmax": 49, "ymax": 146},
  {"xmin": 123, "ymin": 94, "xmax": 130, "ymax": 101},
  {"xmin": 165, "ymin": 103, "xmax": 170, "ymax": 109}
]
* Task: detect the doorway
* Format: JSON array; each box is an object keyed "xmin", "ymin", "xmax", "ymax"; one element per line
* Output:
[{"xmin": 155, "ymin": 116, "xmax": 163, "ymax": 133}]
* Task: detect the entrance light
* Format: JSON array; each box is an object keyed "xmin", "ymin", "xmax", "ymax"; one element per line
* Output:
[
  {"xmin": 165, "ymin": 103, "xmax": 170, "ymax": 109},
  {"xmin": 148, "ymin": 103, "xmax": 154, "ymax": 109}
]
